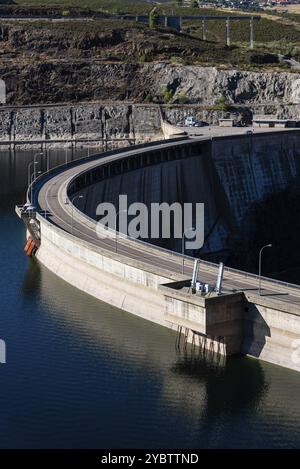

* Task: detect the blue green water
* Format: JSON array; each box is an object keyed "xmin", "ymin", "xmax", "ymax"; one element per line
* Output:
[{"xmin": 1, "ymin": 148, "xmax": 300, "ymax": 449}]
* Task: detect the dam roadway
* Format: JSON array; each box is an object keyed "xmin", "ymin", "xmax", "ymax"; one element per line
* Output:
[
  {"xmin": 22, "ymin": 128, "xmax": 300, "ymax": 371},
  {"xmin": 36, "ymin": 131, "xmax": 300, "ymax": 304}
]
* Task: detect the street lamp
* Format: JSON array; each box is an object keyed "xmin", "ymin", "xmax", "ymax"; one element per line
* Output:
[
  {"xmin": 182, "ymin": 227, "xmax": 195, "ymax": 275},
  {"xmin": 27, "ymin": 161, "xmax": 38, "ymax": 189},
  {"xmin": 33, "ymin": 152, "xmax": 44, "ymax": 179},
  {"xmin": 45, "ymin": 149, "xmax": 50, "ymax": 173},
  {"xmin": 115, "ymin": 209, "xmax": 127, "ymax": 253},
  {"xmin": 258, "ymin": 243, "xmax": 272, "ymax": 296},
  {"xmin": 27, "ymin": 160, "xmax": 39, "ymax": 204},
  {"xmin": 71, "ymin": 194, "xmax": 84, "ymax": 235},
  {"xmin": 30, "ymin": 170, "xmax": 41, "ymax": 203}
]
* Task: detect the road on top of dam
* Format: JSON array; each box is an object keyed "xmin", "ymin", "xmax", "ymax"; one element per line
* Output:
[{"xmin": 34, "ymin": 128, "xmax": 300, "ymax": 313}]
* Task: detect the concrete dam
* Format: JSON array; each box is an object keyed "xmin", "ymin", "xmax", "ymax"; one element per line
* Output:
[
  {"xmin": 71, "ymin": 131, "xmax": 300, "ymax": 263},
  {"xmin": 16, "ymin": 130, "xmax": 300, "ymax": 372}
]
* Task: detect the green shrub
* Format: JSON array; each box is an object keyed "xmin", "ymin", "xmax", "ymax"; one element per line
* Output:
[
  {"xmin": 163, "ymin": 85, "xmax": 174, "ymax": 104},
  {"xmin": 144, "ymin": 93, "xmax": 153, "ymax": 103},
  {"xmin": 149, "ymin": 7, "xmax": 159, "ymax": 29},
  {"xmin": 178, "ymin": 91, "xmax": 188, "ymax": 104},
  {"xmin": 139, "ymin": 53, "xmax": 152, "ymax": 63},
  {"xmin": 213, "ymin": 96, "xmax": 230, "ymax": 111}
]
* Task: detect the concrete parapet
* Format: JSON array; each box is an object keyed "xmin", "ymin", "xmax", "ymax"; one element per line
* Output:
[{"xmin": 161, "ymin": 120, "xmax": 187, "ymax": 140}]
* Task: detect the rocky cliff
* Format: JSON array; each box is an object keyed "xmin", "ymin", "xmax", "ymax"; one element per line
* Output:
[
  {"xmin": 1, "ymin": 20, "xmax": 300, "ymax": 112},
  {"xmin": 2, "ymin": 62, "xmax": 300, "ymax": 117}
]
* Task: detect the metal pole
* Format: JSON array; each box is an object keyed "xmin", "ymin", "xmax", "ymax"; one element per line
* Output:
[
  {"xmin": 182, "ymin": 235, "xmax": 185, "ymax": 275},
  {"xmin": 74, "ymin": 118, "xmax": 77, "ymax": 148},
  {"xmin": 30, "ymin": 170, "xmax": 41, "ymax": 204},
  {"xmin": 71, "ymin": 195, "xmax": 83, "ymax": 235},
  {"xmin": 33, "ymin": 152, "xmax": 44, "ymax": 180},
  {"xmin": 28, "ymin": 161, "xmax": 38, "ymax": 202},
  {"xmin": 30, "ymin": 172, "xmax": 34, "ymax": 204},
  {"xmin": 258, "ymin": 244, "xmax": 272, "ymax": 295},
  {"xmin": 182, "ymin": 227, "xmax": 194, "ymax": 275},
  {"xmin": 46, "ymin": 149, "xmax": 49, "ymax": 173},
  {"xmin": 115, "ymin": 209, "xmax": 127, "ymax": 253},
  {"xmin": 250, "ymin": 16, "xmax": 254, "ymax": 49},
  {"xmin": 27, "ymin": 161, "xmax": 35, "ymax": 188},
  {"xmin": 226, "ymin": 17, "xmax": 230, "ymax": 47}
]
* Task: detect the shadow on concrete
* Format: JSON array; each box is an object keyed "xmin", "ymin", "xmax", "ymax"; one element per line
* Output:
[
  {"xmin": 261, "ymin": 292, "xmax": 289, "ymax": 297},
  {"xmin": 241, "ymin": 303, "xmax": 271, "ymax": 357}
]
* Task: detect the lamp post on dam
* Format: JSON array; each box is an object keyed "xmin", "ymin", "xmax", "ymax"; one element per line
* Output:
[{"xmin": 258, "ymin": 244, "xmax": 273, "ymax": 296}]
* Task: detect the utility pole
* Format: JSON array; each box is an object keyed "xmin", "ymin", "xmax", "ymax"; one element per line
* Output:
[
  {"xmin": 226, "ymin": 17, "xmax": 230, "ymax": 47},
  {"xmin": 250, "ymin": 16, "xmax": 254, "ymax": 49},
  {"xmin": 202, "ymin": 19, "xmax": 206, "ymax": 41}
]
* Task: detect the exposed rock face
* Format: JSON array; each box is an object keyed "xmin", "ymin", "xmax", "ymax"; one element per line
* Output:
[
  {"xmin": 2, "ymin": 62, "xmax": 300, "ymax": 113},
  {"xmin": 0, "ymin": 99, "xmax": 258, "ymax": 148},
  {"xmin": 131, "ymin": 64, "xmax": 300, "ymax": 106}
]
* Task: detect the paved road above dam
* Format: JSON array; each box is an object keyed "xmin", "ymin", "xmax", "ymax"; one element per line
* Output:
[{"xmin": 17, "ymin": 129, "xmax": 300, "ymax": 371}]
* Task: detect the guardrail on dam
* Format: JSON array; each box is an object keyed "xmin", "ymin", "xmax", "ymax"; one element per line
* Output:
[{"xmin": 16, "ymin": 131, "xmax": 300, "ymax": 372}]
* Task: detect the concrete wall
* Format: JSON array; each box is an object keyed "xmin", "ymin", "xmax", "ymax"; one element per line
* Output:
[
  {"xmin": 242, "ymin": 293, "xmax": 300, "ymax": 372},
  {"xmin": 0, "ymin": 103, "xmax": 163, "ymax": 147},
  {"xmin": 36, "ymin": 215, "xmax": 300, "ymax": 370},
  {"xmin": 36, "ymin": 217, "xmax": 175, "ymax": 329},
  {"xmin": 72, "ymin": 131, "xmax": 300, "ymax": 261},
  {"xmin": 161, "ymin": 120, "xmax": 187, "ymax": 139},
  {"xmin": 0, "ymin": 101, "xmax": 258, "ymax": 148}
]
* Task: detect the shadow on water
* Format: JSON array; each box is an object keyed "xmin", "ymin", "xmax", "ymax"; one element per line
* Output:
[
  {"xmin": 17, "ymin": 259, "xmax": 272, "ymax": 446},
  {"xmin": 172, "ymin": 350, "xmax": 268, "ymax": 416}
]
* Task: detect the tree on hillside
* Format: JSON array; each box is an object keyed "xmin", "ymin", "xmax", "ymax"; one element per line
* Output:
[{"xmin": 149, "ymin": 7, "xmax": 159, "ymax": 29}]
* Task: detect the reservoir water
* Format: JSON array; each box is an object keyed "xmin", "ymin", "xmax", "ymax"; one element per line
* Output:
[{"xmin": 1, "ymin": 148, "xmax": 300, "ymax": 449}]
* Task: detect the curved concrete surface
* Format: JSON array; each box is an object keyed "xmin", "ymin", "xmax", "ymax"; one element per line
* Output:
[
  {"xmin": 22, "ymin": 129, "xmax": 300, "ymax": 371},
  {"xmin": 33, "ymin": 131, "xmax": 300, "ymax": 302}
]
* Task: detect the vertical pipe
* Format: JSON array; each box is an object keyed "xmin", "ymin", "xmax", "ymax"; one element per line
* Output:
[
  {"xmin": 216, "ymin": 262, "xmax": 224, "ymax": 295},
  {"xmin": 191, "ymin": 259, "xmax": 200, "ymax": 289},
  {"xmin": 226, "ymin": 17, "xmax": 230, "ymax": 47},
  {"xmin": 202, "ymin": 19, "xmax": 206, "ymax": 41}
]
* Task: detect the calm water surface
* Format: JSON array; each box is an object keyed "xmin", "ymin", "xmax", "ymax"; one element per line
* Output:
[{"xmin": 0, "ymin": 148, "xmax": 300, "ymax": 449}]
